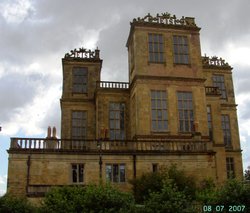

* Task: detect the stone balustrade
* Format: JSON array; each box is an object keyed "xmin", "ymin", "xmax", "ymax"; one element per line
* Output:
[{"xmin": 10, "ymin": 138, "xmax": 211, "ymax": 153}]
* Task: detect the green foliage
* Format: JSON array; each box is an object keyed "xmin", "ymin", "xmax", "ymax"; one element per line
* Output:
[
  {"xmin": 130, "ymin": 164, "xmax": 196, "ymax": 203},
  {"xmin": 244, "ymin": 166, "xmax": 250, "ymax": 181},
  {"xmin": 216, "ymin": 179, "xmax": 250, "ymax": 208},
  {"xmin": 196, "ymin": 178, "xmax": 218, "ymax": 205},
  {"xmin": 130, "ymin": 172, "xmax": 164, "ymax": 203},
  {"xmin": 42, "ymin": 184, "xmax": 135, "ymax": 213},
  {"xmin": 42, "ymin": 186, "xmax": 86, "ymax": 213},
  {"xmin": 142, "ymin": 180, "xmax": 194, "ymax": 213},
  {"xmin": 0, "ymin": 194, "xmax": 36, "ymax": 213}
]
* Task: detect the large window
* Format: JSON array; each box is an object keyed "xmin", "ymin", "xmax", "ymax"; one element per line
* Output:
[
  {"xmin": 221, "ymin": 115, "xmax": 231, "ymax": 147},
  {"xmin": 207, "ymin": 106, "xmax": 213, "ymax": 140},
  {"xmin": 72, "ymin": 164, "xmax": 84, "ymax": 183},
  {"xmin": 177, "ymin": 92, "xmax": 194, "ymax": 132},
  {"xmin": 109, "ymin": 103, "xmax": 125, "ymax": 140},
  {"xmin": 72, "ymin": 111, "xmax": 87, "ymax": 139},
  {"xmin": 148, "ymin": 33, "xmax": 164, "ymax": 63},
  {"xmin": 151, "ymin": 90, "xmax": 168, "ymax": 131},
  {"xmin": 226, "ymin": 157, "xmax": 235, "ymax": 179},
  {"xmin": 72, "ymin": 67, "xmax": 88, "ymax": 93},
  {"xmin": 106, "ymin": 164, "xmax": 125, "ymax": 183},
  {"xmin": 173, "ymin": 35, "xmax": 189, "ymax": 64},
  {"xmin": 213, "ymin": 75, "xmax": 227, "ymax": 99}
]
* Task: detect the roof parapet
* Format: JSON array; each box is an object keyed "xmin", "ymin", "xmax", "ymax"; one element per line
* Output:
[{"xmin": 131, "ymin": 12, "xmax": 198, "ymax": 28}]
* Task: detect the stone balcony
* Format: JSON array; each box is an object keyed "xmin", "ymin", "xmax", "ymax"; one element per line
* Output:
[{"xmin": 9, "ymin": 137, "xmax": 213, "ymax": 154}]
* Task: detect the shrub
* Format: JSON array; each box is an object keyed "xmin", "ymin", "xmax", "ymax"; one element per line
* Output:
[
  {"xmin": 0, "ymin": 194, "xmax": 36, "ymax": 213},
  {"xmin": 142, "ymin": 180, "xmax": 194, "ymax": 213},
  {"xmin": 42, "ymin": 184, "xmax": 135, "ymax": 213}
]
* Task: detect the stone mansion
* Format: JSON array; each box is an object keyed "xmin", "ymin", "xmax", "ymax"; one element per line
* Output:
[{"xmin": 7, "ymin": 12, "xmax": 243, "ymax": 199}]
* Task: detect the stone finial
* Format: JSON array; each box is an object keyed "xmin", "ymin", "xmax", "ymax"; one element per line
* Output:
[
  {"xmin": 52, "ymin": 127, "xmax": 57, "ymax": 139},
  {"xmin": 47, "ymin": 126, "xmax": 51, "ymax": 139}
]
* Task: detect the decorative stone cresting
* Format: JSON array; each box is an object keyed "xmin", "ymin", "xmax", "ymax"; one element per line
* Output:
[
  {"xmin": 131, "ymin": 12, "xmax": 197, "ymax": 27},
  {"xmin": 64, "ymin": 47, "xmax": 100, "ymax": 59},
  {"xmin": 202, "ymin": 55, "xmax": 231, "ymax": 68}
]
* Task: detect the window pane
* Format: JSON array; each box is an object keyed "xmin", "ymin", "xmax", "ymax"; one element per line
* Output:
[
  {"xmin": 113, "ymin": 164, "xmax": 119, "ymax": 182},
  {"xmin": 177, "ymin": 92, "xmax": 193, "ymax": 132},
  {"xmin": 106, "ymin": 165, "xmax": 112, "ymax": 181},
  {"xmin": 173, "ymin": 35, "xmax": 189, "ymax": 64},
  {"xmin": 120, "ymin": 164, "xmax": 125, "ymax": 182},
  {"xmin": 151, "ymin": 90, "xmax": 168, "ymax": 131},
  {"xmin": 148, "ymin": 34, "xmax": 164, "ymax": 63},
  {"xmin": 109, "ymin": 103, "xmax": 125, "ymax": 140}
]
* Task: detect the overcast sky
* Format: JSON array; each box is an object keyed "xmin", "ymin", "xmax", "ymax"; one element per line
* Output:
[{"xmin": 0, "ymin": 0, "xmax": 250, "ymax": 195}]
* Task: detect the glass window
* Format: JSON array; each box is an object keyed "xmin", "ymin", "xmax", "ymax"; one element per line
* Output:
[
  {"xmin": 151, "ymin": 90, "xmax": 168, "ymax": 131},
  {"xmin": 72, "ymin": 164, "xmax": 84, "ymax": 183},
  {"xmin": 109, "ymin": 103, "xmax": 125, "ymax": 140},
  {"xmin": 106, "ymin": 164, "xmax": 125, "ymax": 183},
  {"xmin": 213, "ymin": 75, "xmax": 227, "ymax": 99},
  {"xmin": 221, "ymin": 115, "xmax": 231, "ymax": 147},
  {"xmin": 148, "ymin": 34, "xmax": 165, "ymax": 63},
  {"xmin": 226, "ymin": 157, "xmax": 235, "ymax": 179},
  {"xmin": 207, "ymin": 106, "xmax": 213, "ymax": 140},
  {"xmin": 177, "ymin": 92, "xmax": 194, "ymax": 132},
  {"xmin": 72, "ymin": 67, "xmax": 88, "ymax": 93},
  {"xmin": 173, "ymin": 35, "xmax": 189, "ymax": 64},
  {"xmin": 72, "ymin": 111, "xmax": 87, "ymax": 139}
]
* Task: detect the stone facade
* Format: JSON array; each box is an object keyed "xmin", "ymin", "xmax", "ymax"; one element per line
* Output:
[{"xmin": 7, "ymin": 13, "xmax": 243, "ymax": 199}]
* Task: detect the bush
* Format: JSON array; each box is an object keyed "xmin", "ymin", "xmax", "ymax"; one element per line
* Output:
[
  {"xmin": 0, "ymin": 194, "xmax": 36, "ymax": 213},
  {"xmin": 142, "ymin": 180, "xmax": 194, "ymax": 213},
  {"xmin": 216, "ymin": 179, "xmax": 250, "ymax": 209},
  {"xmin": 130, "ymin": 164, "xmax": 196, "ymax": 203},
  {"xmin": 42, "ymin": 186, "xmax": 86, "ymax": 213},
  {"xmin": 42, "ymin": 184, "xmax": 135, "ymax": 213}
]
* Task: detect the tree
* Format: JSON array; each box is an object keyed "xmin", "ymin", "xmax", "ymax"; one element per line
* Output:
[
  {"xmin": 244, "ymin": 166, "xmax": 250, "ymax": 181},
  {"xmin": 130, "ymin": 164, "xmax": 196, "ymax": 203},
  {"xmin": 0, "ymin": 194, "xmax": 36, "ymax": 213},
  {"xmin": 42, "ymin": 184, "xmax": 135, "ymax": 213},
  {"xmin": 142, "ymin": 180, "xmax": 194, "ymax": 213}
]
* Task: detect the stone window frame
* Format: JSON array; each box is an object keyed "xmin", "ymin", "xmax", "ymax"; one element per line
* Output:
[
  {"xmin": 148, "ymin": 33, "xmax": 165, "ymax": 63},
  {"xmin": 71, "ymin": 163, "xmax": 84, "ymax": 184},
  {"xmin": 226, "ymin": 157, "xmax": 235, "ymax": 179},
  {"xmin": 151, "ymin": 90, "xmax": 168, "ymax": 132},
  {"xmin": 221, "ymin": 114, "xmax": 232, "ymax": 147},
  {"xmin": 177, "ymin": 91, "xmax": 194, "ymax": 132},
  {"xmin": 71, "ymin": 111, "xmax": 87, "ymax": 139},
  {"xmin": 173, "ymin": 35, "xmax": 190, "ymax": 64},
  {"xmin": 72, "ymin": 67, "xmax": 88, "ymax": 94},
  {"xmin": 212, "ymin": 75, "xmax": 227, "ymax": 100},
  {"xmin": 109, "ymin": 102, "xmax": 125, "ymax": 140},
  {"xmin": 105, "ymin": 163, "xmax": 126, "ymax": 183}
]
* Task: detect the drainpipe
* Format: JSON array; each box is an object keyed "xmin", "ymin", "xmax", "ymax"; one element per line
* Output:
[{"xmin": 26, "ymin": 155, "xmax": 31, "ymax": 194}]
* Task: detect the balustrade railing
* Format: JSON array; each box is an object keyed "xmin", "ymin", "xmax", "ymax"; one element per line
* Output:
[
  {"xmin": 10, "ymin": 138, "xmax": 211, "ymax": 153},
  {"xmin": 97, "ymin": 81, "xmax": 129, "ymax": 89},
  {"xmin": 205, "ymin": 86, "xmax": 221, "ymax": 96}
]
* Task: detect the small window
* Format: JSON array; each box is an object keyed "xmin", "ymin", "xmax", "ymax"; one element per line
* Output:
[
  {"xmin": 207, "ymin": 106, "xmax": 213, "ymax": 140},
  {"xmin": 177, "ymin": 92, "xmax": 194, "ymax": 132},
  {"xmin": 152, "ymin": 164, "xmax": 158, "ymax": 173},
  {"xmin": 148, "ymin": 34, "xmax": 165, "ymax": 63},
  {"xmin": 106, "ymin": 164, "xmax": 125, "ymax": 183},
  {"xmin": 213, "ymin": 75, "xmax": 227, "ymax": 99},
  {"xmin": 226, "ymin": 157, "xmax": 235, "ymax": 179},
  {"xmin": 151, "ymin": 90, "xmax": 168, "ymax": 131},
  {"xmin": 221, "ymin": 115, "xmax": 231, "ymax": 147},
  {"xmin": 173, "ymin": 35, "xmax": 189, "ymax": 64},
  {"xmin": 109, "ymin": 103, "xmax": 125, "ymax": 140},
  {"xmin": 72, "ymin": 111, "xmax": 87, "ymax": 139},
  {"xmin": 72, "ymin": 67, "xmax": 88, "ymax": 93},
  {"xmin": 72, "ymin": 164, "xmax": 84, "ymax": 183}
]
